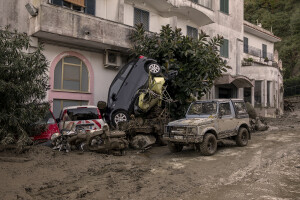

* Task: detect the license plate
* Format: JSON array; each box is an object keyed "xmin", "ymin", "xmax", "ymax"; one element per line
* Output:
[{"xmin": 174, "ymin": 135, "xmax": 183, "ymax": 140}]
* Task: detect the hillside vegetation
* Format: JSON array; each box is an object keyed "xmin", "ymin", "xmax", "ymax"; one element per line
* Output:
[{"xmin": 244, "ymin": 0, "xmax": 300, "ymax": 87}]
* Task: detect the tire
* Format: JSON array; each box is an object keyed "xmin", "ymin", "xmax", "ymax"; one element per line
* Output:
[
  {"xmin": 112, "ymin": 111, "xmax": 129, "ymax": 127},
  {"xmin": 200, "ymin": 133, "xmax": 217, "ymax": 156},
  {"xmin": 236, "ymin": 127, "xmax": 249, "ymax": 147},
  {"xmin": 168, "ymin": 142, "xmax": 183, "ymax": 153},
  {"xmin": 145, "ymin": 62, "xmax": 161, "ymax": 75}
]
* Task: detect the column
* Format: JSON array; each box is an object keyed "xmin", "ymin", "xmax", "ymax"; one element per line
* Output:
[{"xmin": 251, "ymin": 86, "xmax": 254, "ymax": 107}]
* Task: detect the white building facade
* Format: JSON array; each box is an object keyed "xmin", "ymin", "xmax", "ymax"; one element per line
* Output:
[{"xmin": 0, "ymin": 0, "xmax": 283, "ymax": 117}]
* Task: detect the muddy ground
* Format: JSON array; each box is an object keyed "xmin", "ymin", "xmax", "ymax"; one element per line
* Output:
[{"xmin": 0, "ymin": 112, "xmax": 300, "ymax": 200}]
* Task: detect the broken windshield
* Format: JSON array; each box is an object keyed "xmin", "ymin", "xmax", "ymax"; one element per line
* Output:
[{"xmin": 187, "ymin": 102, "xmax": 217, "ymax": 116}]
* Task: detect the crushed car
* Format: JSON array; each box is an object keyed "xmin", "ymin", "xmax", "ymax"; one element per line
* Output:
[
  {"xmin": 52, "ymin": 105, "xmax": 128, "ymax": 155},
  {"xmin": 31, "ymin": 110, "xmax": 60, "ymax": 145},
  {"xmin": 164, "ymin": 99, "xmax": 251, "ymax": 156},
  {"xmin": 100, "ymin": 56, "xmax": 175, "ymax": 149}
]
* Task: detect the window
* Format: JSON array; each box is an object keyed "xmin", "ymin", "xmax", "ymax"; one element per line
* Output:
[
  {"xmin": 267, "ymin": 81, "xmax": 271, "ymax": 106},
  {"xmin": 190, "ymin": 0, "xmax": 198, "ymax": 3},
  {"xmin": 53, "ymin": 99, "xmax": 88, "ymax": 118},
  {"xmin": 134, "ymin": 8, "xmax": 149, "ymax": 31},
  {"xmin": 244, "ymin": 87, "xmax": 251, "ymax": 104},
  {"xmin": 51, "ymin": 0, "xmax": 95, "ymax": 15},
  {"xmin": 220, "ymin": 39, "xmax": 229, "ymax": 58},
  {"xmin": 54, "ymin": 56, "xmax": 89, "ymax": 92},
  {"xmin": 255, "ymin": 81, "xmax": 262, "ymax": 106},
  {"xmin": 187, "ymin": 26, "xmax": 198, "ymax": 39},
  {"xmin": 220, "ymin": 0, "xmax": 229, "ymax": 14},
  {"xmin": 262, "ymin": 44, "xmax": 267, "ymax": 59},
  {"xmin": 219, "ymin": 103, "xmax": 231, "ymax": 115},
  {"xmin": 234, "ymin": 102, "xmax": 247, "ymax": 115},
  {"xmin": 244, "ymin": 37, "xmax": 248, "ymax": 53}
]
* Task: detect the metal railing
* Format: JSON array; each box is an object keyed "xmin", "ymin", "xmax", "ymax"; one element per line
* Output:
[
  {"xmin": 189, "ymin": 0, "xmax": 212, "ymax": 9},
  {"xmin": 244, "ymin": 45, "xmax": 273, "ymax": 61}
]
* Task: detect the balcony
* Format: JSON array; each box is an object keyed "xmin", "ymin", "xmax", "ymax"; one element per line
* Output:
[
  {"xmin": 29, "ymin": 3, "xmax": 133, "ymax": 52},
  {"xmin": 127, "ymin": 0, "xmax": 214, "ymax": 27}
]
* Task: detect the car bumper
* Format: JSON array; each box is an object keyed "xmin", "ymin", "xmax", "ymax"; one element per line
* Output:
[{"xmin": 163, "ymin": 136, "xmax": 203, "ymax": 143}]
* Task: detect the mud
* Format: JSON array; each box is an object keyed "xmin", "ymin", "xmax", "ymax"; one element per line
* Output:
[{"xmin": 0, "ymin": 113, "xmax": 300, "ymax": 200}]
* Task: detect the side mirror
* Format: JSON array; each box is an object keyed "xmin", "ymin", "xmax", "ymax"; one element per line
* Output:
[{"xmin": 112, "ymin": 93, "xmax": 117, "ymax": 101}]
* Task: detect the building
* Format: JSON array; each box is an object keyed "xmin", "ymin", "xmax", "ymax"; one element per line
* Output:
[{"xmin": 0, "ymin": 0, "xmax": 283, "ymax": 117}]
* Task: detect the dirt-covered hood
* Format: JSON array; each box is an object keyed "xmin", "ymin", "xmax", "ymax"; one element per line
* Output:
[{"xmin": 168, "ymin": 117, "xmax": 214, "ymax": 126}]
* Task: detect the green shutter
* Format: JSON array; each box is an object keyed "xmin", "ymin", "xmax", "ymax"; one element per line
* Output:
[
  {"xmin": 220, "ymin": 0, "xmax": 224, "ymax": 12},
  {"xmin": 220, "ymin": 39, "xmax": 229, "ymax": 58},
  {"xmin": 225, "ymin": 0, "xmax": 229, "ymax": 14}
]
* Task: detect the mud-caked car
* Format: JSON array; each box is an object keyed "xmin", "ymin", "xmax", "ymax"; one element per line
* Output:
[{"xmin": 164, "ymin": 99, "xmax": 251, "ymax": 156}]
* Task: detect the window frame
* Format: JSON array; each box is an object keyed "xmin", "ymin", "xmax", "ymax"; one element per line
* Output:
[
  {"xmin": 54, "ymin": 56, "xmax": 90, "ymax": 93},
  {"xmin": 134, "ymin": 7, "xmax": 150, "ymax": 31},
  {"xmin": 50, "ymin": 0, "xmax": 95, "ymax": 15}
]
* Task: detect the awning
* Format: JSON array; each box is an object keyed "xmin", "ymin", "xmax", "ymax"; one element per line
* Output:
[{"xmin": 215, "ymin": 74, "xmax": 254, "ymax": 88}]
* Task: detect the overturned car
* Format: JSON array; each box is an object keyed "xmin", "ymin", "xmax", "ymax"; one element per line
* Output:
[{"xmin": 164, "ymin": 99, "xmax": 251, "ymax": 156}]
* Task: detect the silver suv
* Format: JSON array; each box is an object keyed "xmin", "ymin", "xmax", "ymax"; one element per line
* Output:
[{"xmin": 164, "ymin": 99, "xmax": 251, "ymax": 156}]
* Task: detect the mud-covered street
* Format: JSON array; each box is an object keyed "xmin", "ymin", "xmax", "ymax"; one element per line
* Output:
[{"xmin": 1, "ymin": 113, "xmax": 300, "ymax": 200}]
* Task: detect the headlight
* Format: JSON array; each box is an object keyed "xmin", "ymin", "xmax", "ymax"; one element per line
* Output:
[
  {"xmin": 191, "ymin": 127, "xmax": 198, "ymax": 134},
  {"xmin": 51, "ymin": 133, "xmax": 60, "ymax": 141}
]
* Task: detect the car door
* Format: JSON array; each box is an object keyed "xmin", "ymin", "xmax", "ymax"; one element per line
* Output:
[{"xmin": 217, "ymin": 102, "xmax": 237, "ymax": 138}]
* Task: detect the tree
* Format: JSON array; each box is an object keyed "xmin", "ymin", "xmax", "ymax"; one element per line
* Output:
[
  {"xmin": 244, "ymin": 0, "xmax": 300, "ymax": 80},
  {"xmin": 129, "ymin": 24, "xmax": 230, "ymax": 118},
  {"xmin": 0, "ymin": 27, "xmax": 49, "ymax": 146}
]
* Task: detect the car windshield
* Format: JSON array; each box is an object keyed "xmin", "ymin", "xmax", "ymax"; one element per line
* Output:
[
  {"xmin": 187, "ymin": 102, "xmax": 217, "ymax": 116},
  {"xmin": 65, "ymin": 108, "xmax": 99, "ymax": 121}
]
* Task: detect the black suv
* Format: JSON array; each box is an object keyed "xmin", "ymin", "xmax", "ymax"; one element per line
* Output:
[{"xmin": 106, "ymin": 56, "xmax": 162, "ymax": 126}]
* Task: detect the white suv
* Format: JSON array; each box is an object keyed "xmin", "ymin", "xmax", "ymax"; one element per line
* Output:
[{"xmin": 58, "ymin": 105, "xmax": 105, "ymax": 131}]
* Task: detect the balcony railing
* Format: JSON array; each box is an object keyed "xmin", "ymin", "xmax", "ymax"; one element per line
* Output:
[
  {"xmin": 189, "ymin": 0, "xmax": 212, "ymax": 9},
  {"xmin": 244, "ymin": 45, "xmax": 273, "ymax": 61}
]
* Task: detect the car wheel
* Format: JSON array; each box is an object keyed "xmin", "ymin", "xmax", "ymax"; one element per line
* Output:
[
  {"xmin": 168, "ymin": 142, "xmax": 183, "ymax": 153},
  {"xmin": 112, "ymin": 111, "xmax": 129, "ymax": 127},
  {"xmin": 146, "ymin": 62, "xmax": 161, "ymax": 75},
  {"xmin": 236, "ymin": 127, "xmax": 249, "ymax": 147},
  {"xmin": 200, "ymin": 133, "xmax": 217, "ymax": 156}
]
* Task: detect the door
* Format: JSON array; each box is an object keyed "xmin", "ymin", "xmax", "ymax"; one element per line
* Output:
[{"xmin": 217, "ymin": 102, "xmax": 238, "ymax": 138}]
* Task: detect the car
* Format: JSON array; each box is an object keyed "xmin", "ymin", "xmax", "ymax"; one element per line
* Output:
[
  {"xmin": 105, "ymin": 56, "xmax": 163, "ymax": 126},
  {"xmin": 57, "ymin": 105, "xmax": 105, "ymax": 131},
  {"xmin": 164, "ymin": 99, "xmax": 251, "ymax": 156},
  {"xmin": 32, "ymin": 110, "xmax": 60, "ymax": 143}
]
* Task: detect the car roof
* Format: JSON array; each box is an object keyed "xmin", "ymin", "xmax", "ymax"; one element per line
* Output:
[{"xmin": 62, "ymin": 105, "xmax": 98, "ymax": 110}]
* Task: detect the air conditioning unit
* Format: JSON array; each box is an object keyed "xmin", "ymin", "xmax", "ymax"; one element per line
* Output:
[{"xmin": 104, "ymin": 50, "xmax": 121, "ymax": 69}]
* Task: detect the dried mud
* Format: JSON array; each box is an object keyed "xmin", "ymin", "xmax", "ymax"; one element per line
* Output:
[{"xmin": 0, "ymin": 113, "xmax": 300, "ymax": 200}]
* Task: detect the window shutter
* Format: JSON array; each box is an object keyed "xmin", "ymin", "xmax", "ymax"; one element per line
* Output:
[
  {"xmin": 244, "ymin": 37, "xmax": 248, "ymax": 53},
  {"xmin": 225, "ymin": 0, "xmax": 229, "ymax": 14},
  {"xmin": 86, "ymin": 0, "xmax": 95, "ymax": 15},
  {"xmin": 134, "ymin": 8, "xmax": 149, "ymax": 31},
  {"xmin": 220, "ymin": 0, "xmax": 224, "ymax": 12},
  {"xmin": 224, "ymin": 39, "xmax": 229, "ymax": 58},
  {"xmin": 52, "ymin": 0, "xmax": 63, "ymax": 6},
  {"xmin": 262, "ymin": 44, "xmax": 267, "ymax": 58}
]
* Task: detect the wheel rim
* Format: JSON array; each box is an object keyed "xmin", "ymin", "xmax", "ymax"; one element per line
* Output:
[
  {"xmin": 114, "ymin": 113, "xmax": 127, "ymax": 124},
  {"xmin": 148, "ymin": 64, "xmax": 160, "ymax": 73}
]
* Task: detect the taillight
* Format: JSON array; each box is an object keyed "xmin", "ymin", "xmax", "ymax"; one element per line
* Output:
[
  {"xmin": 97, "ymin": 109, "xmax": 102, "ymax": 119},
  {"xmin": 139, "ymin": 55, "xmax": 145, "ymax": 59}
]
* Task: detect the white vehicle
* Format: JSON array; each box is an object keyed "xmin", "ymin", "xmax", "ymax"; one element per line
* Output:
[
  {"xmin": 164, "ymin": 99, "xmax": 251, "ymax": 156},
  {"xmin": 57, "ymin": 105, "xmax": 105, "ymax": 131}
]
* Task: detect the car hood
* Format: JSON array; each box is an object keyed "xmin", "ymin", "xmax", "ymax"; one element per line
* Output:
[{"xmin": 168, "ymin": 117, "xmax": 214, "ymax": 126}]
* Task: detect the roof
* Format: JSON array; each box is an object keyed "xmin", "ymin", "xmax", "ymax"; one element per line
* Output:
[{"xmin": 244, "ymin": 20, "xmax": 281, "ymax": 43}]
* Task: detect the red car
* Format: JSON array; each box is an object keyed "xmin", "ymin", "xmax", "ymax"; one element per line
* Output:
[{"xmin": 32, "ymin": 110, "xmax": 60, "ymax": 143}]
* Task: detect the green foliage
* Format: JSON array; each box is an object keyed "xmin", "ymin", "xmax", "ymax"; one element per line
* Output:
[
  {"xmin": 129, "ymin": 24, "xmax": 230, "ymax": 118},
  {"xmin": 244, "ymin": 0, "xmax": 300, "ymax": 79},
  {"xmin": 0, "ymin": 27, "xmax": 50, "ymax": 146}
]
